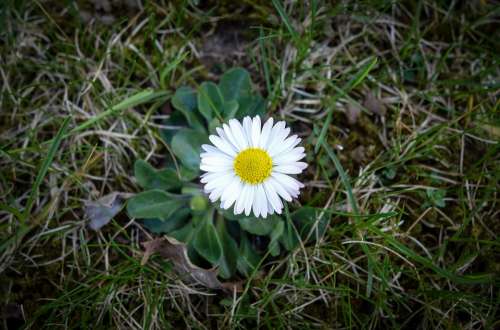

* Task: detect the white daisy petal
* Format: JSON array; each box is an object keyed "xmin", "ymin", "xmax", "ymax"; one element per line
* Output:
[
  {"xmin": 256, "ymin": 185, "xmax": 268, "ymax": 218},
  {"xmin": 199, "ymin": 116, "xmax": 306, "ymax": 218},
  {"xmin": 258, "ymin": 117, "xmax": 274, "ymax": 149},
  {"xmin": 229, "ymin": 119, "xmax": 249, "ymax": 150},
  {"xmin": 272, "ymin": 172, "xmax": 304, "ymax": 198},
  {"xmin": 208, "ymin": 185, "xmax": 225, "ymax": 202},
  {"xmin": 269, "ymin": 136, "xmax": 296, "ymax": 157},
  {"xmin": 270, "ymin": 135, "xmax": 302, "ymax": 157},
  {"xmin": 267, "ymin": 200, "xmax": 275, "ymax": 216},
  {"xmin": 202, "ymin": 144, "xmax": 221, "ymax": 153},
  {"xmin": 221, "ymin": 178, "xmax": 242, "ymax": 209},
  {"xmin": 263, "ymin": 181, "xmax": 283, "ymax": 214},
  {"xmin": 209, "ymin": 135, "xmax": 237, "ymax": 156},
  {"xmin": 205, "ymin": 173, "xmax": 235, "ymax": 190},
  {"xmin": 265, "ymin": 121, "xmax": 288, "ymax": 152},
  {"xmin": 201, "ymin": 156, "xmax": 233, "ymax": 167},
  {"xmin": 273, "ymin": 154, "xmax": 306, "ymax": 166},
  {"xmin": 268, "ymin": 176, "xmax": 293, "ymax": 202},
  {"xmin": 221, "ymin": 124, "xmax": 241, "ymax": 152},
  {"xmin": 200, "ymin": 163, "xmax": 233, "ymax": 172},
  {"xmin": 200, "ymin": 171, "xmax": 232, "ymax": 184},
  {"xmin": 244, "ymin": 185, "xmax": 255, "ymax": 216},
  {"xmin": 272, "ymin": 148, "xmax": 306, "ymax": 164},
  {"xmin": 200, "ymin": 150, "xmax": 233, "ymax": 160},
  {"xmin": 235, "ymin": 184, "xmax": 249, "ymax": 215},
  {"xmin": 243, "ymin": 116, "xmax": 253, "ymax": 145},
  {"xmin": 252, "ymin": 186, "xmax": 260, "ymax": 218},
  {"xmin": 251, "ymin": 116, "xmax": 261, "ymax": 147},
  {"xmin": 273, "ymin": 162, "xmax": 308, "ymax": 174},
  {"xmin": 272, "ymin": 172, "xmax": 299, "ymax": 187}
]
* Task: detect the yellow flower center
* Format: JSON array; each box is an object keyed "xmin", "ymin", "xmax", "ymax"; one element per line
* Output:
[{"xmin": 234, "ymin": 148, "xmax": 273, "ymax": 184}]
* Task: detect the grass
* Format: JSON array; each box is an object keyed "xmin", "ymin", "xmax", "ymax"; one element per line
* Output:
[{"xmin": 1, "ymin": 0, "xmax": 499, "ymax": 329}]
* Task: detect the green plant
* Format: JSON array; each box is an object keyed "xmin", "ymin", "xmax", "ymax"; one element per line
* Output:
[{"xmin": 126, "ymin": 68, "xmax": 321, "ymax": 278}]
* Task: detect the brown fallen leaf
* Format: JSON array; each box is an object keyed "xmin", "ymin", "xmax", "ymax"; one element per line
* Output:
[
  {"xmin": 346, "ymin": 102, "xmax": 362, "ymax": 125},
  {"xmin": 142, "ymin": 237, "xmax": 243, "ymax": 292},
  {"xmin": 363, "ymin": 91, "xmax": 386, "ymax": 116},
  {"xmin": 85, "ymin": 192, "xmax": 134, "ymax": 230},
  {"xmin": 350, "ymin": 145, "xmax": 367, "ymax": 164}
]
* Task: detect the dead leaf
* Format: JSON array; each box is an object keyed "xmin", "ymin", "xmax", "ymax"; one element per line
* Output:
[
  {"xmin": 142, "ymin": 237, "xmax": 243, "ymax": 292},
  {"xmin": 350, "ymin": 145, "xmax": 367, "ymax": 164},
  {"xmin": 363, "ymin": 92, "xmax": 386, "ymax": 116},
  {"xmin": 85, "ymin": 192, "xmax": 133, "ymax": 230},
  {"xmin": 346, "ymin": 102, "xmax": 361, "ymax": 125}
]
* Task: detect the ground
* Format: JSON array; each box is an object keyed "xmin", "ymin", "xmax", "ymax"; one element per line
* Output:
[{"xmin": 0, "ymin": 0, "xmax": 499, "ymax": 329}]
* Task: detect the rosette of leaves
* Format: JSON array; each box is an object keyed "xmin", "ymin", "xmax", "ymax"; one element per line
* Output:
[{"xmin": 127, "ymin": 68, "xmax": 327, "ymax": 279}]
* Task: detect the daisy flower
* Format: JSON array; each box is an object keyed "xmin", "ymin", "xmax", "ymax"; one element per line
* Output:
[{"xmin": 200, "ymin": 116, "xmax": 307, "ymax": 218}]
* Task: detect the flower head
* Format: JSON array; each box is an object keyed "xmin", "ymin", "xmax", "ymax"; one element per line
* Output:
[{"xmin": 200, "ymin": 116, "xmax": 307, "ymax": 218}]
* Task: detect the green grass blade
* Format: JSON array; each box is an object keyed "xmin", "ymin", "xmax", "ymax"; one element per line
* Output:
[
  {"xmin": 320, "ymin": 139, "xmax": 359, "ymax": 214},
  {"xmin": 0, "ymin": 224, "xmax": 32, "ymax": 252},
  {"xmin": 69, "ymin": 89, "xmax": 169, "ymax": 135},
  {"xmin": 371, "ymin": 227, "xmax": 495, "ymax": 285},
  {"xmin": 272, "ymin": 0, "xmax": 299, "ymax": 44},
  {"xmin": 319, "ymin": 134, "xmax": 378, "ymax": 297},
  {"xmin": 160, "ymin": 51, "xmax": 188, "ymax": 89},
  {"xmin": 314, "ymin": 57, "xmax": 378, "ymax": 153},
  {"xmin": 22, "ymin": 117, "xmax": 71, "ymax": 221},
  {"xmin": 259, "ymin": 27, "xmax": 272, "ymax": 95},
  {"xmin": 0, "ymin": 202, "xmax": 23, "ymax": 220}
]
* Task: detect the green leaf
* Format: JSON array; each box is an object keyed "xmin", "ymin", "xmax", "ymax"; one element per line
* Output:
[
  {"xmin": 218, "ymin": 67, "xmax": 266, "ymax": 119},
  {"xmin": 179, "ymin": 166, "xmax": 199, "ymax": 181},
  {"xmin": 134, "ymin": 160, "xmax": 181, "ymax": 190},
  {"xmin": 237, "ymin": 234, "xmax": 262, "ymax": 276},
  {"xmin": 197, "ymin": 82, "xmax": 224, "ymax": 121},
  {"xmin": 219, "ymin": 67, "xmax": 252, "ymax": 102},
  {"xmin": 223, "ymin": 100, "xmax": 239, "ymax": 119},
  {"xmin": 207, "ymin": 117, "xmax": 222, "ymax": 135},
  {"xmin": 235, "ymin": 94, "xmax": 266, "ymax": 119},
  {"xmin": 192, "ymin": 211, "xmax": 223, "ymax": 264},
  {"xmin": 216, "ymin": 218, "xmax": 239, "ymax": 279},
  {"xmin": 268, "ymin": 220, "xmax": 284, "ymax": 257},
  {"xmin": 141, "ymin": 207, "xmax": 190, "ymax": 234},
  {"xmin": 171, "ymin": 86, "xmax": 205, "ymax": 132},
  {"xmin": 160, "ymin": 110, "xmax": 188, "ymax": 144},
  {"xmin": 189, "ymin": 195, "xmax": 208, "ymax": 213},
  {"xmin": 280, "ymin": 208, "xmax": 300, "ymax": 251},
  {"xmin": 171, "ymin": 128, "xmax": 208, "ymax": 172},
  {"xmin": 180, "ymin": 185, "xmax": 203, "ymax": 196},
  {"xmin": 169, "ymin": 220, "xmax": 196, "ymax": 243},
  {"xmin": 186, "ymin": 242, "xmax": 206, "ymax": 267},
  {"xmin": 220, "ymin": 208, "xmax": 243, "ymax": 221},
  {"xmin": 238, "ymin": 215, "xmax": 281, "ymax": 236},
  {"xmin": 127, "ymin": 190, "xmax": 185, "ymax": 220}
]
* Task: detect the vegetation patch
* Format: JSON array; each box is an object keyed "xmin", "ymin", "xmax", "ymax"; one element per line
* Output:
[{"xmin": 0, "ymin": 0, "xmax": 498, "ymax": 328}]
